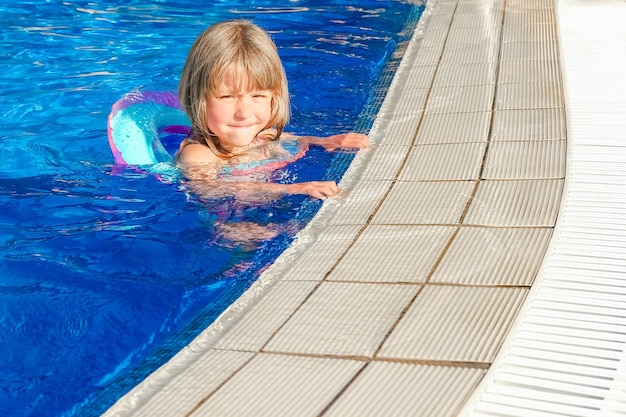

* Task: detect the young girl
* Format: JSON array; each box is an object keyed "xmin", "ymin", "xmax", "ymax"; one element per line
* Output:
[{"xmin": 176, "ymin": 19, "xmax": 369, "ymax": 200}]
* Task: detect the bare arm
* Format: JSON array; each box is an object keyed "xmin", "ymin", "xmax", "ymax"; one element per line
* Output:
[
  {"xmin": 283, "ymin": 132, "xmax": 370, "ymax": 151},
  {"xmin": 179, "ymin": 162, "xmax": 341, "ymax": 201}
]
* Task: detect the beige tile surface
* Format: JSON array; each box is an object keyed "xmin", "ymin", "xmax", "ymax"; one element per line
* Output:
[
  {"xmin": 378, "ymin": 286, "xmax": 528, "ymax": 363},
  {"xmin": 464, "ymin": 179, "xmax": 563, "ymax": 226},
  {"xmin": 482, "ymin": 140, "xmax": 566, "ymax": 179},
  {"xmin": 328, "ymin": 225, "xmax": 455, "ymax": 283},
  {"xmin": 325, "ymin": 363, "xmax": 485, "ymax": 417},
  {"xmin": 399, "ymin": 143, "xmax": 486, "ymax": 180},
  {"xmin": 415, "ymin": 111, "xmax": 491, "ymax": 144},
  {"xmin": 130, "ymin": 350, "xmax": 254, "ymax": 417},
  {"xmin": 213, "ymin": 281, "xmax": 318, "ymax": 351},
  {"xmin": 371, "ymin": 181, "xmax": 476, "ymax": 225},
  {"xmin": 264, "ymin": 281, "xmax": 419, "ymax": 357},
  {"xmin": 190, "ymin": 353, "xmax": 364, "ymax": 417},
  {"xmin": 431, "ymin": 227, "xmax": 553, "ymax": 286}
]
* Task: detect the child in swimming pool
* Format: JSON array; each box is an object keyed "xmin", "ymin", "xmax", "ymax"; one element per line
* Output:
[{"xmin": 176, "ymin": 19, "xmax": 369, "ymax": 200}]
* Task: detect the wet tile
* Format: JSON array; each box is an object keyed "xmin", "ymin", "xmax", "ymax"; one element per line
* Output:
[
  {"xmin": 502, "ymin": 22, "xmax": 558, "ymax": 43},
  {"xmin": 415, "ymin": 111, "xmax": 491, "ymax": 144},
  {"xmin": 264, "ymin": 282, "xmax": 419, "ymax": 357},
  {"xmin": 500, "ymin": 39, "xmax": 560, "ymax": 62},
  {"xmin": 464, "ymin": 179, "xmax": 564, "ymax": 226},
  {"xmin": 378, "ymin": 286, "xmax": 527, "ymax": 362},
  {"xmin": 441, "ymin": 42, "xmax": 500, "ymax": 65},
  {"xmin": 433, "ymin": 62, "xmax": 498, "ymax": 87},
  {"xmin": 426, "ymin": 84, "xmax": 495, "ymax": 113},
  {"xmin": 369, "ymin": 113, "xmax": 422, "ymax": 146},
  {"xmin": 191, "ymin": 353, "xmax": 364, "ymax": 417},
  {"xmin": 325, "ymin": 362, "xmax": 485, "ymax": 417},
  {"xmin": 280, "ymin": 225, "xmax": 362, "ymax": 280},
  {"xmin": 431, "ymin": 227, "xmax": 553, "ymax": 285},
  {"xmin": 446, "ymin": 25, "xmax": 502, "ymax": 47},
  {"xmin": 130, "ymin": 350, "xmax": 255, "ymax": 417},
  {"xmin": 496, "ymin": 81, "xmax": 564, "ymax": 109},
  {"xmin": 498, "ymin": 59, "xmax": 561, "ymax": 83},
  {"xmin": 504, "ymin": 8, "xmax": 557, "ymax": 26},
  {"xmin": 372, "ymin": 181, "xmax": 475, "ymax": 225},
  {"xmin": 328, "ymin": 225, "xmax": 455, "ymax": 283},
  {"xmin": 452, "ymin": 10, "xmax": 503, "ymax": 28},
  {"xmin": 421, "ymin": 27, "xmax": 450, "ymax": 49},
  {"xmin": 482, "ymin": 140, "xmax": 566, "ymax": 179},
  {"xmin": 399, "ymin": 143, "xmax": 486, "ymax": 181},
  {"xmin": 214, "ymin": 281, "xmax": 319, "ymax": 351},
  {"xmin": 393, "ymin": 64, "xmax": 438, "ymax": 90},
  {"xmin": 491, "ymin": 108, "xmax": 566, "ymax": 141},
  {"xmin": 324, "ymin": 180, "xmax": 392, "ymax": 226},
  {"xmin": 359, "ymin": 144, "xmax": 411, "ymax": 180}
]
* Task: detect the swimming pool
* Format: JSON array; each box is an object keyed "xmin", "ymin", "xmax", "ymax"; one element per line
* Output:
[{"xmin": 0, "ymin": 1, "xmax": 424, "ymax": 415}]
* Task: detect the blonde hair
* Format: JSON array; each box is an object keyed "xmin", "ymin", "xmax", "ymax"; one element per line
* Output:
[{"xmin": 178, "ymin": 20, "xmax": 290, "ymax": 158}]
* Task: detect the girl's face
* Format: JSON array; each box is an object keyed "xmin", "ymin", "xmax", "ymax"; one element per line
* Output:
[{"xmin": 205, "ymin": 70, "xmax": 273, "ymax": 154}]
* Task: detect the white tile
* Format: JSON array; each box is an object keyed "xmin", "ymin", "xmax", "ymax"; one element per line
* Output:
[
  {"xmin": 446, "ymin": 25, "xmax": 502, "ymax": 47},
  {"xmin": 399, "ymin": 143, "xmax": 486, "ymax": 181},
  {"xmin": 368, "ymin": 113, "xmax": 422, "ymax": 146},
  {"xmin": 410, "ymin": 45, "xmax": 445, "ymax": 66},
  {"xmin": 393, "ymin": 64, "xmax": 438, "ymax": 90},
  {"xmin": 452, "ymin": 11, "xmax": 503, "ymax": 28},
  {"xmin": 327, "ymin": 180, "xmax": 392, "ymax": 225},
  {"xmin": 464, "ymin": 179, "xmax": 564, "ymax": 226},
  {"xmin": 378, "ymin": 286, "xmax": 527, "ymax": 362},
  {"xmin": 393, "ymin": 88, "xmax": 431, "ymax": 115},
  {"xmin": 491, "ymin": 108, "xmax": 566, "ymax": 141},
  {"xmin": 214, "ymin": 281, "xmax": 318, "ymax": 351},
  {"xmin": 264, "ymin": 282, "xmax": 419, "ymax": 357},
  {"xmin": 482, "ymin": 140, "xmax": 566, "ymax": 179},
  {"xmin": 280, "ymin": 225, "xmax": 362, "ymax": 280},
  {"xmin": 502, "ymin": 22, "xmax": 558, "ymax": 43},
  {"xmin": 415, "ymin": 112, "xmax": 491, "ymax": 144},
  {"xmin": 129, "ymin": 350, "xmax": 255, "ymax": 417},
  {"xmin": 359, "ymin": 144, "xmax": 411, "ymax": 180},
  {"xmin": 504, "ymin": 8, "xmax": 557, "ymax": 26},
  {"xmin": 426, "ymin": 84, "xmax": 495, "ymax": 113},
  {"xmin": 328, "ymin": 225, "xmax": 455, "ymax": 283},
  {"xmin": 500, "ymin": 39, "xmax": 560, "ymax": 62},
  {"xmin": 421, "ymin": 27, "xmax": 450, "ymax": 49},
  {"xmin": 498, "ymin": 59, "xmax": 561, "ymax": 83},
  {"xmin": 496, "ymin": 81, "xmax": 564, "ymax": 109},
  {"xmin": 441, "ymin": 42, "xmax": 500, "ymax": 64},
  {"xmin": 325, "ymin": 362, "xmax": 485, "ymax": 417},
  {"xmin": 372, "ymin": 181, "xmax": 476, "ymax": 225},
  {"xmin": 434, "ymin": 62, "xmax": 497, "ymax": 87},
  {"xmin": 191, "ymin": 353, "xmax": 364, "ymax": 417},
  {"xmin": 431, "ymin": 227, "xmax": 553, "ymax": 285}
]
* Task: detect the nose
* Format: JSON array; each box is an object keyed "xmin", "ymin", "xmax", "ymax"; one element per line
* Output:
[{"xmin": 234, "ymin": 97, "xmax": 252, "ymax": 119}]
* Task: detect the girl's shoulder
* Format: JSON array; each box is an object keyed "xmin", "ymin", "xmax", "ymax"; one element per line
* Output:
[{"xmin": 176, "ymin": 139, "xmax": 220, "ymax": 164}]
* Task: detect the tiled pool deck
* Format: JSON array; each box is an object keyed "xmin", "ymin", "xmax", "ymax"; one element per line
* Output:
[{"xmin": 106, "ymin": 0, "xmax": 626, "ymax": 415}]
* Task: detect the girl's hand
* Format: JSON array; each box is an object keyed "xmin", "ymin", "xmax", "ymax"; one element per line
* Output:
[
  {"xmin": 308, "ymin": 132, "xmax": 370, "ymax": 151},
  {"xmin": 285, "ymin": 181, "xmax": 340, "ymax": 199}
]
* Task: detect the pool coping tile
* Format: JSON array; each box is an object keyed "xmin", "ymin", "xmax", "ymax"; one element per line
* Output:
[{"xmin": 263, "ymin": 281, "xmax": 419, "ymax": 358}]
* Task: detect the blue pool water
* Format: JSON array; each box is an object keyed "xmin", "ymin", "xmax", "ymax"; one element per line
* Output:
[{"xmin": 0, "ymin": 1, "xmax": 424, "ymax": 416}]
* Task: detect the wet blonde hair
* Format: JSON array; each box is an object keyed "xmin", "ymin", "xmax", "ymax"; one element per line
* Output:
[{"xmin": 178, "ymin": 19, "xmax": 290, "ymax": 158}]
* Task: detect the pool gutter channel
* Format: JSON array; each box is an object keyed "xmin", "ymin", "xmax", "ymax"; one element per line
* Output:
[{"xmin": 104, "ymin": 0, "xmax": 626, "ymax": 416}]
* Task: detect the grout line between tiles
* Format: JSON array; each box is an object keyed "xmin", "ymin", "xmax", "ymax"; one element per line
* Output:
[{"xmin": 183, "ymin": 353, "xmax": 257, "ymax": 417}]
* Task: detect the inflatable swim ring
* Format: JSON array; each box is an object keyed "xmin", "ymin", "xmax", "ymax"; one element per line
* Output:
[{"xmin": 107, "ymin": 90, "xmax": 307, "ymax": 176}]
